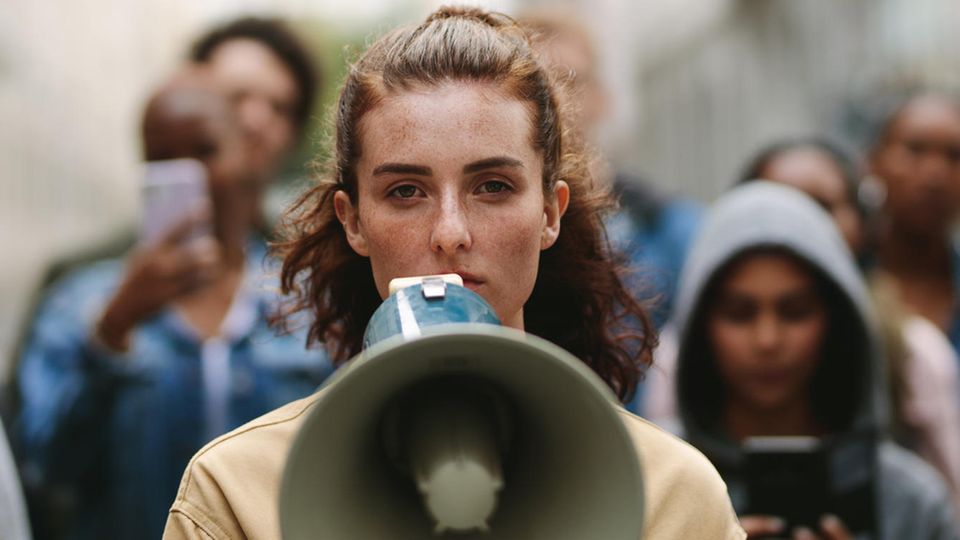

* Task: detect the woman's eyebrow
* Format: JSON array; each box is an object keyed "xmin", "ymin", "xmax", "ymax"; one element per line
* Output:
[
  {"xmin": 463, "ymin": 156, "xmax": 523, "ymax": 174},
  {"xmin": 372, "ymin": 163, "xmax": 432, "ymax": 176},
  {"xmin": 778, "ymin": 287, "xmax": 820, "ymax": 302}
]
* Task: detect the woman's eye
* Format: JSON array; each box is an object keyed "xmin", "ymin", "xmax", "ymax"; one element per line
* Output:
[
  {"xmin": 778, "ymin": 297, "xmax": 821, "ymax": 322},
  {"xmin": 903, "ymin": 140, "xmax": 926, "ymax": 156},
  {"xmin": 389, "ymin": 185, "xmax": 421, "ymax": 198},
  {"xmin": 478, "ymin": 180, "xmax": 510, "ymax": 194},
  {"xmin": 714, "ymin": 300, "xmax": 755, "ymax": 323}
]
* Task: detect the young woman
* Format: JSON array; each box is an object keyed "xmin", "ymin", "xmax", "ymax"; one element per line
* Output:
[
  {"xmin": 163, "ymin": 7, "xmax": 745, "ymax": 539},
  {"xmin": 671, "ymin": 182, "xmax": 958, "ymax": 539},
  {"xmin": 869, "ymin": 94, "xmax": 960, "ymax": 356},
  {"xmin": 739, "ymin": 138, "xmax": 960, "ymax": 513}
]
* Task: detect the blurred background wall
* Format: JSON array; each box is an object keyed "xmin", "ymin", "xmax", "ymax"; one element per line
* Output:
[{"xmin": 2, "ymin": 0, "xmax": 959, "ymax": 384}]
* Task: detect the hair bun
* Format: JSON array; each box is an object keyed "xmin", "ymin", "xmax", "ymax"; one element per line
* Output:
[{"xmin": 425, "ymin": 6, "xmax": 515, "ymax": 28}]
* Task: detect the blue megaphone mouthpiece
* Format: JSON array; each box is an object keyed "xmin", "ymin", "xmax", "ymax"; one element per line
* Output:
[{"xmin": 363, "ymin": 275, "xmax": 501, "ymax": 349}]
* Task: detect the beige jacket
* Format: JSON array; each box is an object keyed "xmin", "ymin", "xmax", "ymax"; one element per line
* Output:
[{"xmin": 164, "ymin": 392, "xmax": 745, "ymax": 540}]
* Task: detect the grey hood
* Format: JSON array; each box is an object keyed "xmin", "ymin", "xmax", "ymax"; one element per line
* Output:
[{"xmin": 673, "ymin": 182, "xmax": 889, "ymax": 468}]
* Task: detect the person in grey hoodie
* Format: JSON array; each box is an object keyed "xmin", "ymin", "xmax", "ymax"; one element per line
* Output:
[{"xmin": 672, "ymin": 182, "xmax": 958, "ymax": 539}]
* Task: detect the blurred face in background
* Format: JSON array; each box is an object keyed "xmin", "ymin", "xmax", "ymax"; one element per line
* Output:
[
  {"xmin": 142, "ymin": 81, "xmax": 252, "ymax": 240},
  {"xmin": 707, "ymin": 252, "xmax": 827, "ymax": 415},
  {"xmin": 528, "ymin": 21, "xmax": 608, "ymax": 140},
  {"xmin": 143, "ymin": 87, "xmax": 245, "ymax": 202},
  {"xmin": 871, "ymin": 94, "xmax": 960, "ymax": 238},
  {"xmin": 758, "ymin": 147, "xmax": 863, "ymax": 253},
  {"xmin": 205, "ymin": 38, "xmax": 300, "ymax": 182}
]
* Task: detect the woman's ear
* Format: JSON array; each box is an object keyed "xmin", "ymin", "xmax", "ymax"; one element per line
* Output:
[
  {"xmin": 334, "ymin": 191, "xmax": 369, "ymax": 256},
  {"xmin": 541, "ymin": 180, "xmax": 570, "ymax": 250}
]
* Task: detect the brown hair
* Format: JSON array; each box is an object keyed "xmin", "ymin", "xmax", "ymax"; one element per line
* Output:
[{"xmin": 276, "ymin": 6, "xmax": 655, "ymax": 402}]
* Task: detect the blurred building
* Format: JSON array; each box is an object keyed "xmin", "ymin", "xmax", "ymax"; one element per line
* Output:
[{"xmin": 2, "ymin": 0, "xmax": 960, "ymax": 386}]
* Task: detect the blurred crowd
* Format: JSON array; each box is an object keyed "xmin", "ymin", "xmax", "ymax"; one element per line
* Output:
[{"xmin": 2, "ymin": 5, "xmax": 960, "ymax": 540}]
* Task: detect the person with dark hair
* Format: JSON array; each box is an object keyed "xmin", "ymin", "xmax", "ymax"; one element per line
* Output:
[
  {"xmin": 15, "ymin": 69, "xmax": 332, "ymax": 540},
  {"xmin": 670, "ymin": 182, "xmax": 958, "ymax": 539},
  {"xmin": 742, "ymin": 137, "xmax": 960, "ymax": 514},
  {"xmin": 738, "ymin": 138, "xmax": 865, "ymax": 255},
  {"xmin": 648, "ymin": 136, "xmax": 960, "ymax": 514},
  {"xmin": 868, "ymin": 93, "xmax": 960, "ymax": 355},
  {"xmin": 163, "ymin": 7, "xmax": 745, "ymax": 539},
  {"xmin": 190, "ymin": 16, "xmax": 319, "ymax": 186}
]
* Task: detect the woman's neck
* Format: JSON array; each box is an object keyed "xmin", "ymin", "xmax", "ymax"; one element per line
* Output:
[
  {"xmin": 213, "ymin": 194, "xmax": 262, "ymax": 268},
  {"xmin": 878, "ymin": 220, "xmax": 952, "ymax": 278},
  {"xmin": 722, "ymin": 398, "xmax": 822, "ymax": 443},
  {"xmin": 212, "ymin": 217, "xmax": 253, "ymax": 269},
  {"xmin": 218, "ymin": 236, "xmax": 247, "ymax": 269},
  {"xmin": 503, "ymin": 308, "xmax": 524, "ymax": 331},
  {"xmin": 174, "ymin": 264, "xmax": 246, "ymax": 340}
]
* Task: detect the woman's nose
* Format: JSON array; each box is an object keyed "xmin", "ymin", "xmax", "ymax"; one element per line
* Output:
[
  {"xmin": 752, "ymin": 314, "xmax": 782, "ymax": 352},
  {"xmin": 237, "ymin": 96, "xmax": 273, "ymax": 137},
  {"xmin": 430, "ymin": 197, "xmax": 472, "ymax": 254}
]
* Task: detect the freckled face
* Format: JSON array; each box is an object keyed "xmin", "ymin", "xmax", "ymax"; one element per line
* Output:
[{"xmin": 334, "ymin": 82, "xmax": 568, "ymax": 329}]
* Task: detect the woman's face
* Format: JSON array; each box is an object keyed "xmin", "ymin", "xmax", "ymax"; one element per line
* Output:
[
  {"xmin": 206, "ymin": 38, "xmax": 300, "ymax": 181},
  {"xmin": 335, "ymin": 81, "xmax": 569, "ymax": 329},
  {"xmin": 759, "ymin": 147, "xmax": 863, "ymax": 254},
  {"xmin": 707, "ymin": 252, "xmax": 827, "ymax": 413},
  {"xmin": 871, "ymin": 95, "xmax": 960, "ymax": 237}
]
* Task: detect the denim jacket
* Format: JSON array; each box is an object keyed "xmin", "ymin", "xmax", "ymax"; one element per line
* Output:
[
  {"xmin": 16, "ymin": 238, "xmax": 333, "ymax": 540},
  {"xmin": 606, "ymin": 176, "xmax": 703, "ymax": 416}
]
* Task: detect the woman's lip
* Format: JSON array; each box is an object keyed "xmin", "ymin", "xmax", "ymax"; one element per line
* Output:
[
  {"xmin": 752, "ymin": 370, "xmax": 791, "ymax": 384},
  {"xmin": 441, "ymin": 271, "xmax": 484, "ymax": 289},
  {"xmin": 461, "ymin": 279, "xmax": 483, "ymax": 291}
]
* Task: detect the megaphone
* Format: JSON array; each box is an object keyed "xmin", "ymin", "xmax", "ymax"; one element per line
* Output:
[{"xmin": 280, "ymin": 275, "xmax": 644, "ymax": 539}]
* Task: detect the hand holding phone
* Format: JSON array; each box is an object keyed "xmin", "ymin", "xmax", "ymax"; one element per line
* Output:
[
  {"xmin": 744, "ymin": 436, "xmax": 828, "ymax": 531},
  {"xmin": 97, "ymin": 214, "xmax": 221, "ymax": 352},
  {"xmin": 140, "ymin": 158, "xmax": 211, "ymax": 246},
  {"xmin": 95, "ymin": 160, "xmax": 220, "ymax": 351},
  {"xmin": 740, "ymin": 514, "xmax": 853, "ymax": 540},
  {"xmin": 742, "ymin": 436, "xmax": 874, "ymax": 539}
]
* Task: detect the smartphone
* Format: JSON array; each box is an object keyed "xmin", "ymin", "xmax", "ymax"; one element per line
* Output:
[
  {"xmin": 140, "ymin": 158, "xmax": 211, "ymax": 246},
  {"xmin": 744, "ymin": 436, "xmax": 877, "ymax": 537},
  {"xmin": 744, "ymin": 436, "xmax": 828, "ymax": 531}
]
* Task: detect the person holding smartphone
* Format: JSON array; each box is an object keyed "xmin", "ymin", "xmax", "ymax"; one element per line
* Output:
[
  {"xmin": 736, "ymin": 138, "xmax": 960, "ymax": 515},
  {"xmin": 15, "ymin": 69, "xmax": 332, "ymax": 540},
  {"xmin": 669, "ymin": 181, "xmax": 958, "ymax": 539}
]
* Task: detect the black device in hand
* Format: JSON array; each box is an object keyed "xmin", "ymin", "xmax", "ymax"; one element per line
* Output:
[{"xmin": 744, "ymin": 435, "xmax": 877, "ymax": 538}]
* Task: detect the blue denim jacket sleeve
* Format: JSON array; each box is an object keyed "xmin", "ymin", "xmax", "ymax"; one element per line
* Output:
[{"xmin": 16, "ymin": 262, "xmax": 130, "ymax": 488}]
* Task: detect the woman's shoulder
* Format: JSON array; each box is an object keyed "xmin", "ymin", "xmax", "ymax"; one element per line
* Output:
[
  {"xmin": 616, "ymin": 409, "xmax": 746, "ymax": 540},
  {"xmin": 616, "ymin": 407, "xmax": 724, "ymax": 487},
  {"xmin": 165, "ymin": 392, "xmax": 323, "ymax": 539}
]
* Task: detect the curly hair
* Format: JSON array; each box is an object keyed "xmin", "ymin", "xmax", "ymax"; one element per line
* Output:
[{"xmin": 276, "ymin": 6, "xmax": 655, "ymax": 402}]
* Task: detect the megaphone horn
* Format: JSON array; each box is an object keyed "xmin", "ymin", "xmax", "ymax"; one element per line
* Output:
[
  {"xmin": 383, "ymin": 378, "xmax": 510, "ymax": 534},
  {"xmin": 280, "ymin": 276, "xmax": 645, "ymax": 539}
]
